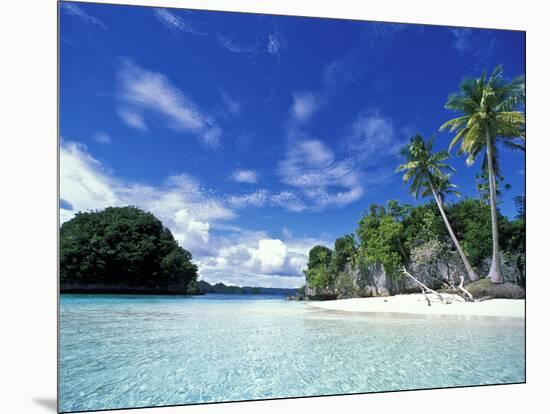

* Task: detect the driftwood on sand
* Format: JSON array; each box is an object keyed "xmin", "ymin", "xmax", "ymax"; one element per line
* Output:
[
  {"xmin": 400, "ymin": 267, "xmax": 451, "ymax": 305},
  {"xmin": 400, "ymin": 266, "xmax": 474, "ymax": 305}
]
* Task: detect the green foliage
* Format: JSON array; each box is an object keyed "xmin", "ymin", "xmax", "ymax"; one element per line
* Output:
[
  {"xmin": 304, "ymin": 245, "xmax": 333, "ymax": 290},
  {"xmin": 402, "ymin": 202, "xmax": 445, "ymax": 248},
  {"xmin": 499, "ymin": 217, "xmax": 525, "ymax": 258},
  {"xmin": 304, "ymin": 198, "xmax": 525, "ymax": 289},
  {"xmin": 60, "ymin": 206, "xmax": 198, "ymax": 291},
  {"xmin": 440, "ymin": 65, "xmax": 525, "ymax": 168},
  {"xmin": 446, "ymin": 199, "xmax": 492, "ymax": 267},
  {"xmin": 307, "ymin": 245, "xmax": 332, "ymax": 269},
  {"xmin": 396, "ymin": 135, "xmax": 457, "ymax": 201},
  {"xmin": 475, "ymin": 169, "xmax": 511, "ymax": 205},
  {"xmin": 387, "ymin": 200, "xmax": 413, "ymax": 221},
  {"xmin": 356, "ymin": 209, "xmax": 406, "ymax": 279},
  {"xmin": 305, "ymin": 266, "xmax": 333, "ymax": 290},
  {"xmin": 332, "ymin": 234, "xmax": 357, "ymax": 272},
  {"xmin": 514, "ymin": 195, "xmax": 525, "ymax": 220}
]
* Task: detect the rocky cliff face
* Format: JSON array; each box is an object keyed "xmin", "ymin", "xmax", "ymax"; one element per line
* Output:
[{"xmin": 305, "ymin": 254, "xmax": 525, "ymax": 300}]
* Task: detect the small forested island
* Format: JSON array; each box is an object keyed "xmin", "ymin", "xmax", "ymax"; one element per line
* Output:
[
  {"xmin": 60, "ymin": 206, "xmax": 298, "ymax": 296},
  {"xmin": 60, "ymin": 206, "xmax": 200, "ymax": 294}
]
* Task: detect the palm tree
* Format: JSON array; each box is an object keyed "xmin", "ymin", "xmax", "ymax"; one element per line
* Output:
[
  {"xmin": 440, "ymin": 66, "xmax": 525, "ymax": 283},
  {"xmin": 397, "ymin": 135, "xmax": 479, "ymax": 282}
]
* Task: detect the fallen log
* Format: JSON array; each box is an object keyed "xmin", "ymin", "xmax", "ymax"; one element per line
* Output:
[{"xmin": 400, "ymin": 267, "xmax": 450, "ymax": 304}]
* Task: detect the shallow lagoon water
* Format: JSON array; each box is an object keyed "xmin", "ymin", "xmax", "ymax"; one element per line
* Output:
[{"xmin": 59, "ymin": 294, "xmax": 525, "ymax": 412}]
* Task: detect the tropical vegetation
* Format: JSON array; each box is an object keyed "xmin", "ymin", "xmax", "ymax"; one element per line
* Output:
[
  {"xmin": 396, "ymin": 135, "xmax": 478, "ymax": 282},
  {"xmin": 60, "ymin": 206, "xmax": 198, "ymax": 293},
  {"xmin": 305, "ymin": 66, "xmax": 525, "ymax": 294},
  {"xmin": 440, "ymin": 65, "xmax": 525, "ymax": 283}
]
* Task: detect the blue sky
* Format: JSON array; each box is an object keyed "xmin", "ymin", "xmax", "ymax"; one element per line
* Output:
[{"xmin": 59, "ymin": 1, "xmax": 526, "ymax": 288}]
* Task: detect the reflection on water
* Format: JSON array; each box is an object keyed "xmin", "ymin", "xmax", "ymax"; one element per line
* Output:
[{"xmin": 60, "ymin": 294, "xmax": 525, "ymax": 412}]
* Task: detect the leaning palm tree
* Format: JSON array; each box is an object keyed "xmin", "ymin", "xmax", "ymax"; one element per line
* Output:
[
  {"xmin": 397, "ymin": 135, "xmax": 478, "ymax": 282},
  {"xmin": 422, "ymin": 173, "xmax": 461, "ymax": 204},
  {"xmin": 440, "ymin": 66, "xmax": 525, "ymax": 283}
]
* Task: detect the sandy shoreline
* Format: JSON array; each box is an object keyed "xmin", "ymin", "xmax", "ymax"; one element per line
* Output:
[{"xmin": 307, "ymin": 293, "xmax": 525, "ymax": 318}]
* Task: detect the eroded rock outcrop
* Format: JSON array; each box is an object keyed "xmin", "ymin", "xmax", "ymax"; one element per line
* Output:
[{"xmin": 305, "ymin": 255, "xmax": 525, "ymax": 300}]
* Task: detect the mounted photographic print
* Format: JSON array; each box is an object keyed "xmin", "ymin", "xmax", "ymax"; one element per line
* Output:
[{"xmin": 59, "ymin": 1, "xmax": 526, "ymax": 412}]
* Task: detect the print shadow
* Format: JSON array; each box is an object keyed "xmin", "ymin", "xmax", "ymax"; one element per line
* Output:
[{"xmin": 32, "ymin": 397, "xmax": 57, "ymax": 412}]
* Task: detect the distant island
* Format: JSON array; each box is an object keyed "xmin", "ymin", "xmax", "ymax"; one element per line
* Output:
[{"xmin": 196, "ymin": 280, "xmax": 297, "ymax": 296}]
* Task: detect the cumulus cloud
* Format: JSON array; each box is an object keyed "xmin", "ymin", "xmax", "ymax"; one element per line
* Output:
[
  {"xmin": 61, "ymin": 3, "xmax": 106, "ymax": 29},
  {"xmin": 60, "ymin": 142, "xmax": 118, "ymax": 213},
  {"xmin": 116, "ymin": 59, "xmax": 221, "ymax": 149},
  {"xmin": 230, "ymin": 169, "xmax": 257, "ymax": 184},
  {"xmin": 198, "ymin": 231, "xmax": 328, "ymax": 288},
  {"xmin": 60, "ymin": 141, "xmax": 233, "ymax": 255},
  {"xmin": 60, "ymin": 141, "xmax": 322, "ymax": 287},
  {"xmin": 250, "ymin": 239, "xmax": 288, "ymax": 273}
]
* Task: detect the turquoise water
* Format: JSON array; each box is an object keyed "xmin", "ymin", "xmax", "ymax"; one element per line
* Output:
[{"xmin": 59, "ymin": 294, "xmax": 525, "ymax": 412}]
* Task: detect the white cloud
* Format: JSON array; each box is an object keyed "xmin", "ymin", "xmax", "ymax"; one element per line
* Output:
[
  {"xmin": 278, "ymin": 139, "xmax": 364, "ymax": 209},
  {"xmin": 346, "ymin": 112, "xmax": 401, "ymax": 164},
  {"xmin": 60, "ymin": 142, "xmax": 118, "ymax": 213},
  {"xmin": 227, "ymin": 189, "xmax": 308, "ymax": 212},
  {"xmin": 116, "ymin": 60, "xmax": 221, "ymax": 149},
  {"xmin": 250, "ymin": 239, "xmax": 288, "ymax": 273},
  {"xmin": 60, "ymin": 142, "xmax": 233, "ymax": 255},
  {"xmin": 198, "ymin": 231, "xmax": 329, "ymax": 287},
  {"xmin": 117, "ymin": 108, "xmax": 147, "ymax": 132},
  {"xmin": 93, "ymin": 132, "xmax": 111, "ymax": 144},
  {"xmin": 153, "ymin": 8, "xmax": 205, "ymax": 35},
  {"xmin": 270, "ymin": 191, "xmax": 305, "ymax": 212},
  {"xmin": 230, "ymin": 169, "xmax": 257, "ymax": 184},
  {"xmin": 218, "ymin": 36, "xmax": 242, "ymax": 53},
  {"xmin": 217, "ymin": 36, "xmax": 258, "ymax": 54},
  {"xmin": 59, "ymin": 141, "xmax": 323, "ymax": 288},
  {"xmin": 61, "ymin": 3, "xmax": 106, "ymax": 29},
  {"xmin": 227, "ymin": 189, "xmax": 268, "ymax": 208},
  {"xmin": 292, "ymin": 92, "xmax": 319, "ymax": 123}
]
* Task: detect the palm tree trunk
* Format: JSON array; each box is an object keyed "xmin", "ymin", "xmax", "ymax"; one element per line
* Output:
[
  {"xmin": 429, "ymin": 180, "xmax": 479, "ymax": 282},
  {"xmin": 485, "ymin": 129, "xmax": 504, "ymax": 284}
]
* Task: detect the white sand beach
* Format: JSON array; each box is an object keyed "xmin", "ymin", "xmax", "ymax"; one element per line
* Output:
[{"xmin": 307, "ymin": 294, "xmax": 525, "ymax": 318}]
